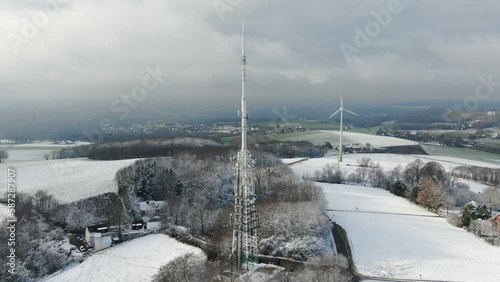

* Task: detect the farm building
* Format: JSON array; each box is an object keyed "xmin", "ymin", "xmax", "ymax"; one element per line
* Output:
[
  {"xmin": 85, "ymin": 224, "xmax": 113, "ymax": 251},
  {"xmin": 85, "ymin": 220, "xmax": 162, "ymax": 251}
]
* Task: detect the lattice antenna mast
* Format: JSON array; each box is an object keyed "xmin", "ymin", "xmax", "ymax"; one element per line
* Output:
[
  {"xmin": 241, "ymin": 22, "xmax": 247, "ymax": 153},
  {"xmin": 231, "ymin": 22, "xmax": 259, "ymax": 273}
]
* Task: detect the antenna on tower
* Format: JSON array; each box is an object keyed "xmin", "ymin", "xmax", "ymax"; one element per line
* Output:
[
  {"xmin": 241, "ymin": 21, "xmax": 247, "ymax": 152},
  {"xmin": 231, "ymin": 22, "xmax": 259, "ymax": 274}
]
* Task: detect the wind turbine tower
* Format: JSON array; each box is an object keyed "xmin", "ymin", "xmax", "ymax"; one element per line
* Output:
[
  {"xmin": 231, "ymin": 23, "xmax": 259, "ymax": 272},
  {"xmin": 328, "ymin": 93, "xmax": 359, "ymax": 162}
]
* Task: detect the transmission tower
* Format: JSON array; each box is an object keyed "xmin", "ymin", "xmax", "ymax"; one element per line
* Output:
[{"xmin": 231, "ymin": 22, "xmax": 259, "ymax": 272}]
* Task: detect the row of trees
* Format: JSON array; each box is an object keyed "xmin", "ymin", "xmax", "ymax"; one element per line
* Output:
[
  {"xmin": 452, "ymin": 165, "xmax": 500, "ymax": 187},
  {"xmin": 305, "ymin": 158, "xmax": 485, "ymax": 212},
  {"xmin": 50, "ymin": 138, "xmax": 225, "ymax": 160},
  {"xmin": 50, "ymin": 137, "xmax": 327, "ymax": 161},
  {"xmin": 255, "ymin": 141, "xmax": 325, "ymax": 158}
]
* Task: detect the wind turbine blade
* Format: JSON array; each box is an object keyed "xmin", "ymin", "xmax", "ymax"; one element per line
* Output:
[
  {"xmin": 345, "ymin": 109, "xmax": 359, "ymax": 116},
  {"xmin": 328, "ymin": 108, "xmax": 341, "ymax": 119},
  {"xmin": 340, "ymin": 92, "xmax": 343, "ymax": 106}
]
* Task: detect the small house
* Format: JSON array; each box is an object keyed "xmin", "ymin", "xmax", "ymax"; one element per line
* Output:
[
  {"xmin": 131, "ymin": 220, "xmax": 145, "ymax": 230},
  {"xmin": 475, "ymin": 205, "xmax": 492, "ymax": 220},
  {"xmin": 85, "ymin": 224, "xmax": 113, "ymax": 251}
]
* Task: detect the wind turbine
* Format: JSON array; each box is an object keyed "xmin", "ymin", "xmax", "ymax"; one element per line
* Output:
[{"xmin": 328, "ymin": 93, "xmax": 359, "ymax": 162}]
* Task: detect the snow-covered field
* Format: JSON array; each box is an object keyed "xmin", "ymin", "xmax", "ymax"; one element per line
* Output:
[
  {"xmin": 320, "ymin": 183, "xmax": 500, "ymax": 281},
  {"xmin": 277, "ymin": 130, "xmax": 418, "ymax": 147},
  {"xmin": 0, "ymin": 141, "xmax": 91, "ymax": 148},
  {"xmin": 0, "ymin": 141, "xmax": 91, "ymax": 163},
  {"xmin": 45, "ymin": 234, "xmax": 204, "ymax": 282},
  {"xmin": 0, "ymin": 158, "xmax": 137, "ymax": 203},
  {"xmin": 0, "ymin": 203, "xmax": 8, "ymax": 220},
  {"xmin": 3, "ymin": 149, "xmax": 52, "ymax": 163},
  {"xmin": 457, "ymin": 179, "xmax": 492, "ymax": 194},
  {"xmin": 288, "ymin": 153, "xmax": 500, "ymax": 180}
]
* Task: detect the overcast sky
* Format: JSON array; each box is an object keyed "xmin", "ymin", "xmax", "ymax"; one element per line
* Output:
[{"xmin": 1, "ymin": 0, "xmax": 500, "ymax": 109}]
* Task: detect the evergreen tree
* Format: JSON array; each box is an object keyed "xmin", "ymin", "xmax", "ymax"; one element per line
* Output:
[
  {"xmin": 461, "ymin": 202, "xmax": 475, "ymax": 227},
  {"xmin": 390, "ymin": 181, "xmax": 408, "ymax": 197}
]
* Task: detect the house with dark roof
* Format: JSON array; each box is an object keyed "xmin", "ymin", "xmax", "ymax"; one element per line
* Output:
[
  {"xmin": 85, "ymin": 223, "xmax": 113, "ymax": 251},
  {"xmin": 475, "ymin": 205, "xmax": 492, "ymax": 220}
]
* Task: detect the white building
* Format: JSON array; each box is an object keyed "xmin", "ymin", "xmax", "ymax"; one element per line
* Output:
[{"xmin": 85, "ymin": 224, "xmax": 113, "ymax": 251}]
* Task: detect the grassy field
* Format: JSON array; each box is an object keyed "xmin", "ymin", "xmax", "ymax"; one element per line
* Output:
[
  {"xmin": 421, "ymin": 145, "xmax": 500, "ymax": 165},
  {"xmin": 219, "ymin": 136, "xmax": 233, "ymax": 144},
  {"xmin": 475, "ymin": 139, "xmax": 500, "ymax": 153},
  {"xmin": 230, "ymin": 134, "xmax": 274, "ymax": 146}
]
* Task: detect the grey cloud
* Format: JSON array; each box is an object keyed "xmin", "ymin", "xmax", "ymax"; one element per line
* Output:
[{"xmin": 1, "ymin": 0, "xmax": 500, "ymax": 108}]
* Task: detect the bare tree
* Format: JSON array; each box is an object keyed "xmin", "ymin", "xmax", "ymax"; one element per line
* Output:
[
  {"xmin": 0, "ymin": 151, "xmax": 9, "ymax": 163},
  {"xmin": 369, "ymin": 167, "xmax": 386, "ymax": 188},
  {"xmin": 390, "ymin": 165, "xmax": 403, "ymax": 182},
  {"xmin": 357, "ymin": 157, "xmax": 372, "ymax": 167},
  {"xmin": 478, "ymin": 187, "xmax": 500, "ymax": 211},
  {"xmin": 404, "ymin": 159, "xmax": 425, "ymax": 187},
  {"xmin": 33, "ymin": 190, "xmax": 60, "ymax": 215}
]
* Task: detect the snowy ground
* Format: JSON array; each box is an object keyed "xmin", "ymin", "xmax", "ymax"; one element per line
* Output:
[
  {"xmin": 45, "ymin": 234, "xmax": 204, "ymax": 282},
  {"xmin": 0, "ymin": 203, "xmax": 8, "ymax": 220},
  {"xmin": 0, "ymin": 141, "xmax": 91, "ymax": 163},
  {"xmin": 277, "ymin": 130, "xmax": 418, "ymax": 147},
  {"xmin": 3, "ymin": 149, "xmax": 53, "ymax": 163},
  {"xmin": 0, "ymin": 158, "xmax": 137, "ymax": 203},
  {"xmin": 456, "ymin": 179, "xmax": 492, "ymax": 194},
  {"xmin": 0, "ymin": 141, "xmax": 91, "ymax": 148},
  {"xmin": 320, "ymin": 183, "xmax": 500, "ymax": 282},
  {"xmin": 288, "ymin": 153, "xmax": 500, "ymax": 180}
]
